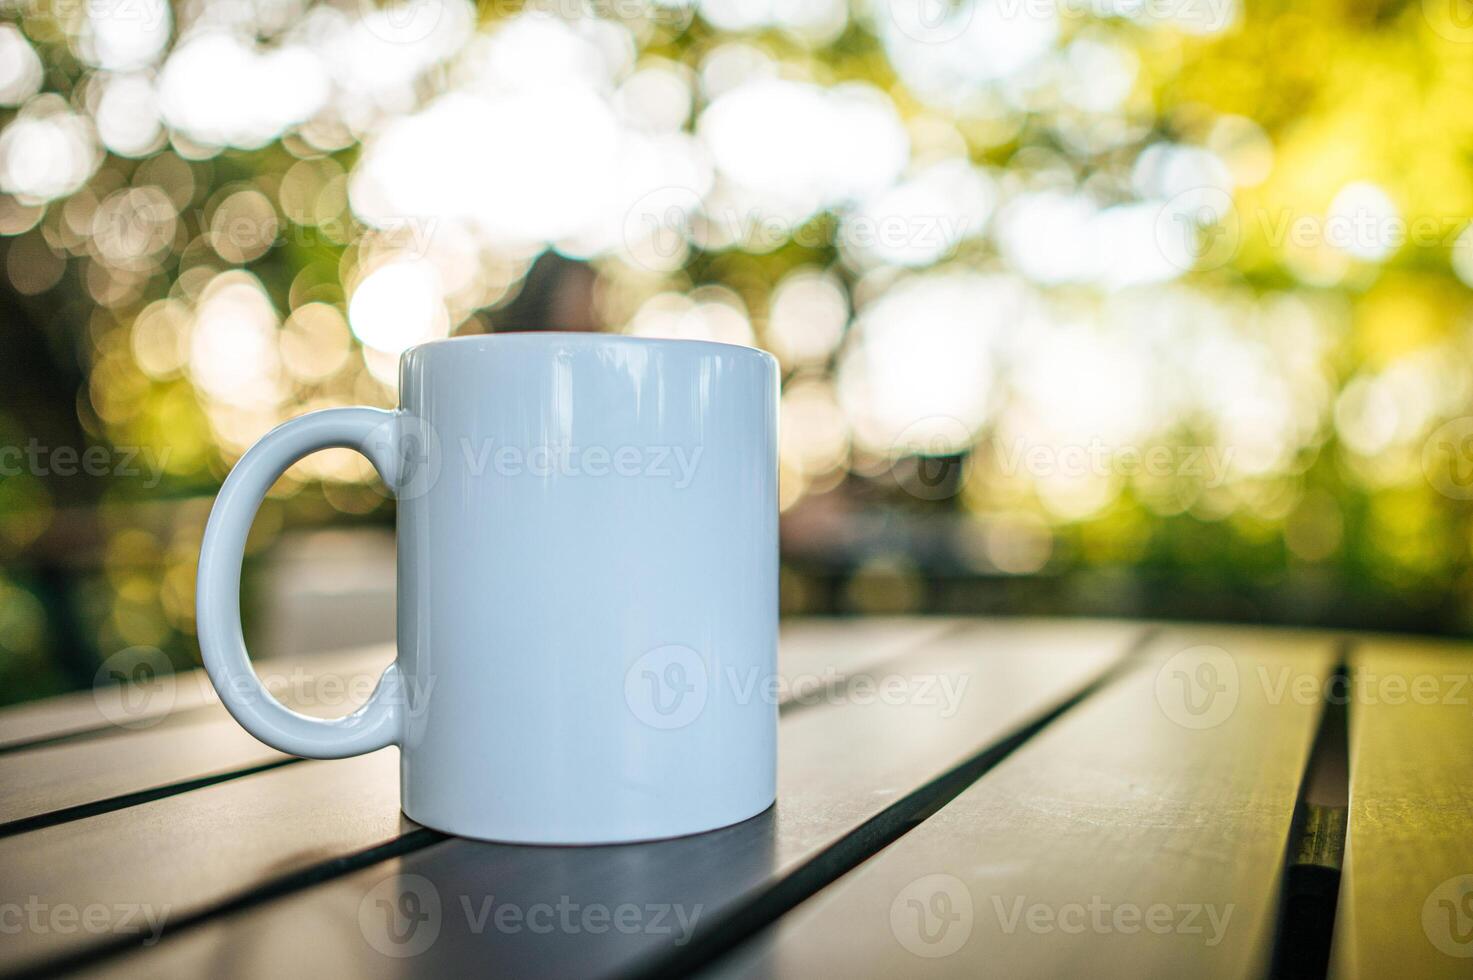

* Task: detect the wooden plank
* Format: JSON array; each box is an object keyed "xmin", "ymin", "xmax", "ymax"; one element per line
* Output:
[
  {"xmin": 1330, "ymin": 636, "xmax": 1473, "ymax": 979},
  {"xmin": 776, "ymin": 616, "xmax": 960, "ymax": 688},
  {"xmin": 0, "ymin": 646, "xmax": 395, "ymax": 752},
  {"xmin": 712, "ymin": 626, "xmax": 1336, "ymax": 979},
  {"xmin": 63, "ymin": 619, "xmax": 1144, "ymax": 979},
  {"xmin": 0, "ymin": 647, "xmax": 395, "ymax": 830},
  {"xmin": 0, "ymin": 750, "xmax": 409, "ymax": 976},
  {"xmin": 0, "ymin": 616, "xmax": 968, "ymax": 974},
  {"xmin": 0, "ymin": 620, "xmax": 947, "ymax": 752},
  {"xmin": 0, "ymin": 717, "xmax": 288, "ymax": 832},
  {"xmin": 0, "ymin": 667, "xmax": 218, "ymax": 751},
  {"xmin": 0, "ymin": 621, "xmax": 949, "ymax": 831}
]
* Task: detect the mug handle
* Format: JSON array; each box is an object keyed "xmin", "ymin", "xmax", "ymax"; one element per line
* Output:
[{"xmin": 196, "ymin": 407, "xmax": 406, "ymax": 758}]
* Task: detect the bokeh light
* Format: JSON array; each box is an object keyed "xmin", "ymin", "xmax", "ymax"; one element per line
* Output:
[{"xmin": 6, "ymin": 0, "xmax": 1473, "ymax": 701}]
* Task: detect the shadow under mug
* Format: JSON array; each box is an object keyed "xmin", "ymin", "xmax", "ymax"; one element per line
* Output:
[{"xmin": 196, "ymin": 332, "xmax": 779, "ymax": 844}]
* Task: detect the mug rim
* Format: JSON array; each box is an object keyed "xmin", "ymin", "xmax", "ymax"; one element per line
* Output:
[{"xmin": 404, "ymin": 331, "xmax": 777, "ymax": 365}]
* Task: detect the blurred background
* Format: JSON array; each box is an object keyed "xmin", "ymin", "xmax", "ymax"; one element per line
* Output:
[{"xmin": 3, "ymin": 0, "xmax": 1473, "ymax": 706}]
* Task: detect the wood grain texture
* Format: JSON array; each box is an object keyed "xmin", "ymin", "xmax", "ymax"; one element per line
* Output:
[
  {"xmin": 0, "ymin": 750, "xmax": 410, "ymax": 976},
  {"xmin": 0, "ymin": 666, "xmax": 219, "ymax": 751},
  {"xmin": 0, "ymin": 716, "xmax": 286, "ymax": 831},
  {"xmin": 73, "ymin": 619, "xmax": 1143, "ymax": 979},
  {"xmin": 0, "ymin": 646, "xmax": 396, "ymax": 752},
  {"xmin": 0, "ymin": 617, "xmax": 962, "ymax": 974},
  {"xmin": 774, "ymin": 616, "xmax": 960, "ymax": 692},
  {"xmin": 712, "ymin": 625, "xmax": 1337, "ymax": 980},
  {"xmin": 0, "ymin": 648, "xmax": 396, "ymax": 829},
  {"xmin": 1330, "ymin": 636, "xmax": 1473, "ymax": 978},
  {"xmin": 0, "ymin": 617, "xmax": 944, "ymax": 758},
  {"xmin": 0, "ymin": 620, "xmax": 952, "ymax": 834}
]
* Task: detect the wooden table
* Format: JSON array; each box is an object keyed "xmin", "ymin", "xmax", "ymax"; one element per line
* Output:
[{"xmin": 1, "ymin": 618, "xmax": 1470, "ymax": 978}]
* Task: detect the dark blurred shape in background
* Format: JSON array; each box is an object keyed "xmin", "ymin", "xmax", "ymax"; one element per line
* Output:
[{"xmin": 3, "ymin": 0, "xmax": 1473, "ymax": 705}]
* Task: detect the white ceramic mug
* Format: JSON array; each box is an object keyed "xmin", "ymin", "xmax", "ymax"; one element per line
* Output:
[{"xmin": 196, "ymin": 333, "xmax": 779, "ymax": 844}]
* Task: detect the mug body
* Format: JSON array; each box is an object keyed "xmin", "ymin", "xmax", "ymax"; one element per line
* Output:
[{"xmin": 394, "ymin": 333, "xmax": 778, "ymax": 843}]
